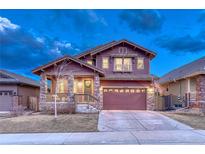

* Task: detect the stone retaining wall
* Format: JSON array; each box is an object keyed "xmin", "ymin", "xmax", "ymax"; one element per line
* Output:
[{"xmin": 40, "ymin": 102, "xmax": 75, "ymax": 114}]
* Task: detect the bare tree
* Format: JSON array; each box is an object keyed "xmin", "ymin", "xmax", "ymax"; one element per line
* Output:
[
  {"xmin": 53, "ymin": 60, "xmax": 69, "ymax": 118},
  {"xmin": 52, "ymin": 60, "xmax": 81, "ymax": 118}
]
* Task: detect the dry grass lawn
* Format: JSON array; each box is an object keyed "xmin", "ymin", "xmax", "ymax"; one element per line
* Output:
[
  {"xmin": 0, "ymin": 114, "xmax": 98, "ymax": 133},
  {"xmin": 161, "ymin": 112, "xmax": 205, "ymax": 130}
]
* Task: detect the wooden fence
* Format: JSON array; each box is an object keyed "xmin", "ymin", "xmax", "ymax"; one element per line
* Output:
[{"xmin": 28, "ymin": 96, "xmax": 39, "ymax": 111}]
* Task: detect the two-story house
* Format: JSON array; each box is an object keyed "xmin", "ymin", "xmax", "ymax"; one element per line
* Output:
[{"xmin": 32, "ymin": 39, "xmax": 157, "ymax": 112}]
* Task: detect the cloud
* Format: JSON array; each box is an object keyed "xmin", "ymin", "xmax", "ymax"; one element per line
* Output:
[
  {"xmin": 0, "ymin": 16, "xmax": 80, "ymax": 71},
  {"xmin": 156, "ymin": 30, "xmax": 205, "ymax": 53},
  {"xmin": 68, "ymin": 10, "xmax": 107, "ymax": 29},
  {"xmin": 37, "ymin": 10, "xmax": 107, "ymax": 35},
  {"xmin": 0, "ymin": 17, "xmax": 19, "ymax": 32},
  {"xmin": 29, "ymin": 10, "xmax": 108, "ymax": 50},
  {"xmin": 119, "ymin": 10, "xmax": 164, "ymax": 34}
]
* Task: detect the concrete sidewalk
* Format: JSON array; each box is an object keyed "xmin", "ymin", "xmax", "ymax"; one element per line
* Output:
[{"xmin": 0, "ymin": 130, "xmax": 205, "ymax": 145}]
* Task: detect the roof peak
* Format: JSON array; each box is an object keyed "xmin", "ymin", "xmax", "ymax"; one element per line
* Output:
[
  {"xmin": 32, "ymin": 54, "xmax": 104, "ymax": 76},
  {"xmin": 75, "ymin": 39, "xmax": 156, "ymax": 59}
]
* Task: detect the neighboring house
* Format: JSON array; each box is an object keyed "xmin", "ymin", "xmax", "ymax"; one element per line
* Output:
[
  {"xmin": 32, "ymin": 39, "xmax": 157, "ymax": 112},
  {"xmin": 158, "ymin": 56, "xmax": 205, "ymax": 108},
  {"xmin": 0, "ymin": 70, "xmax": 40, "ymax": 112}
]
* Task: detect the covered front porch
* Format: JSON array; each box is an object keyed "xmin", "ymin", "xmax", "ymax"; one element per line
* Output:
[
  {"xmin": 46, "ymin": 76, "xmax": 96, "ymax": 102},
  {"xmin": 32, "ymin": 56, "xmax": 104, "ymax": 113},
  {"xmin": 40, "ymin": 74, "xmax": 101, "ymax": 113}
]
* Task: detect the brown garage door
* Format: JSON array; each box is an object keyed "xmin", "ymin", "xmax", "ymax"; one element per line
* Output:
[{"xmin": 103, "ymin": 88, "xmax": 146, "ymax": 110}]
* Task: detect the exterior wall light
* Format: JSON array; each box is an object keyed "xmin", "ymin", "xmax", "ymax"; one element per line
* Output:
[{"xmin": 147, "ymin": 87, "xmax": 154, "ymax": 93}]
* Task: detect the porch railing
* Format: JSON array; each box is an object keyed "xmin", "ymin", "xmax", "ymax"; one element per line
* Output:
[
  {"xmin": 46, "ymin": 93, "xmax": 68, "ymax": 102},
  {"xmin": 73, "ymin": 93, "xmax": 100, "ymax": 110},
  {"xmin": 73, "ymin": 93, "xmax": 98, "ymax": 104},
  {"xmin": 46, "ymin": 93, "xmax": 99, "ymax": 103}
]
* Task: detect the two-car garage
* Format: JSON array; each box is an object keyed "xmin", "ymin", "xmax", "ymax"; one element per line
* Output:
[{"xmin": 103, "ymin": 87, "xmax": 147, "ymax": 110}]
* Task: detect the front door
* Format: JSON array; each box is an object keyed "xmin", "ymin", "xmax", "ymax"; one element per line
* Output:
[{"xmin": 84, "ymin": 79, "xmax": 92, "ymax": 101}]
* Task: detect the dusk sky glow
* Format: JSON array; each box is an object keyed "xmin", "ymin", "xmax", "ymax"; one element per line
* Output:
[{"xmin": 0, "ymin": 10, "xmax": 205, "ymax": 80}]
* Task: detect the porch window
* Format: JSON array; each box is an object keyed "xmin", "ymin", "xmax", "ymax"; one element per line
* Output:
[
  {"xmin": 137, "ymin": 57, "xmax": 144, "ymax": 70},
  {"xmin": 57, "ymin": 79, "xmax": 68, "ymax": 93},
  {"xmin": 87, "ymin": 60, "xmax": 93, "ymax": 65},
  {"xmin": 102, "ymin": 57, "xmax": 109, "ymax": 69}
]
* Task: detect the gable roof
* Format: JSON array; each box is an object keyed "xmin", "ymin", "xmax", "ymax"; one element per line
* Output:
[
  {"xmin": 32, "ymin": 55, "xmax": 104, "ymax": 76},
  {"xmin": 0, "ymin": 69, "xmax": 40, "ymax": 87},
  {"xmin": 158, "ymin": 56, "xmax": 205, "ymax": 84},
  {"xmin": 75, "ymin": 39, "xmax": 156, "ymax": 59}
]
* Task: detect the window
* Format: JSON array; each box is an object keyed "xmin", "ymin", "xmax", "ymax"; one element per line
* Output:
[
  {"xmin": 87, "ymin": 60, "xmax": 93, "ymax": 65},
  {"xmin": 102, "ymin": 57, "xmax": 109, "ymax": 69},
  {"xmin": 114, "ymin": 58, "xmax": 123, "ymax": 71},
  {"xmin": 114, "ymin": 58, "xmax": 132, "ymax": 72},
  {"xmin": 114, "ymin": 89, "xmax": 119, "ymax": 93},
  {"xmin": 58, "ymin": 79, "xmax": 68, "ymax": 93},
  {"xmin": 123, "ymin": 58, "xmax": 132, "ymax": 71},
  {"xmin": 137, "ymin": 58, "xmax": 144, "ymax": 69}
]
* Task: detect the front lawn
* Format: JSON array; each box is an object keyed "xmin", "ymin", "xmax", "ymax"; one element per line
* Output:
[
  {"xmin": 161, "ymin": 112, "xmax": 205, "ymax": 130},
  {"xmin": 0, "ymin": 114, "xmax": 98, "ymax": 133}
]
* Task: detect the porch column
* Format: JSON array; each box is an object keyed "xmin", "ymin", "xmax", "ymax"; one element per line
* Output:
[
  {"xmin": 67, "ymin": 75, "xmax": 74, "ymax": 104},
  {"xmin": 196, "ymin": 75, "xmax": 205, "ymax": 113},
  {"xmin": 94, "ymin": 75, "xmax": 101, "ymax": 110},
  {"xmin": 39, "ymin": 73, "xmax": 47, "ymax": 111}
]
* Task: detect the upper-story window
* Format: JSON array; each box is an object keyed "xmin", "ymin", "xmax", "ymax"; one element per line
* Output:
[
  {"xmin": 137, "ymin": 57, "xmax": 144, "ymax": 69},
  {"xmin": 87, "ymin": 60, "xmax": 93, "ymax": 65},
  {"xmin": 114, "ymin": 58, "xmax": 132, "ymax": 72},
  {"xmin": 114, "ymin": 58, "xmax": 123, "ymax": 71},
  {"xmin": 102, "ymin": 57, "xmax": 109, "ymax": 69},
  {"xmin": 123, "ymin": 58, "xmax": 132, "ymax": 71}
]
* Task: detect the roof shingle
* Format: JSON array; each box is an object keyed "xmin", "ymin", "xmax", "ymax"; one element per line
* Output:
[
  {"xmin": 0, "ymin": 70, "xmax": 40, "ymax": 87},
  {"xmin": 158, "ymin": 56, "xmax": 205, "ymax": 84}
]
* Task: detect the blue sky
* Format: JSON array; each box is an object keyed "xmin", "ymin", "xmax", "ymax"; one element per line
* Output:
[{"xmin": 0, "ymin": 10, "xmax": 205, "ymax": 80}]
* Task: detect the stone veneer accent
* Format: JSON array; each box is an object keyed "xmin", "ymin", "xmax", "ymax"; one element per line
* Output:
[
  {"xmin": 94, "ymin": 75, "xmax": 102, "ymax": 110},
  {"xmin": 147, "ymin": 88, "xmax": 155, "ymax": 110},
  {"xmin": 39, "ymin": 73, "xmax": 47, "ymax": 111},
  {"xmin": 196, "ymin": 75, "xmax": 205, "ymax": 112},
  {"xmin": 39, "ymin": 74, "xmax": 76, "ymax": 113},
  {"xmin": 67, "ymin": 75, "xmax": 74, "ymax": 104}
]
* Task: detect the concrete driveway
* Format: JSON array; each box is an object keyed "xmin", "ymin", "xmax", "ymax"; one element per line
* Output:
[{"xmin": 98, "ymin": 110, "xmax": 193, "ymax": 131}]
